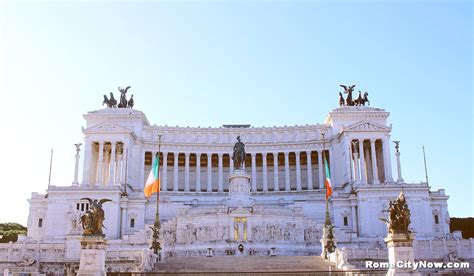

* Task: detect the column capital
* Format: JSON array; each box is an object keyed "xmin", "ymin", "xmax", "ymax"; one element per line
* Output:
[
  {"xmin": 251, "ymin": 153, "xmax": 256, "ymax": 159},
  {"xmin": 284, "ymin": 151, "xmax": 289, "ymax": 156},
  {"xmin": 262, "ymin": 152, "xmax": 267, "ymax": 156},
  {"xmin": 358, "ymin": 138, "xmax": 365, "ymax": 142},
  {"xmin": 295, "ymin": 151, "xmax": 300, "ymax": 156},
  {"xmin": 217, "ymin": 152, "xmax": 223, "ymax": 157},
  {"xmin": 370, "ymin": 138, "xmax": 377, "ymax": 143},
  {"xmin": 316, "ymin": 149, "xmax": 322, "ymax": 154},
  {"xmin": 162, "ymin": 151, "xmax": 168, "ymax": 156},
  {"xmin": 184, "ymin": 152, "xmax": 190, "ymax": 157},
  {"xmin": 196, "ymin": 152, "xmax": 201, "ymax": 157}
]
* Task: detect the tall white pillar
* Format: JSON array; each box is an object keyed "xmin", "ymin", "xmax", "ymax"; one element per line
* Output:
[
  {"xmin": 284, "ymin": 152, "xmax": 290, "ymax": 191},
  {"xmin": 218, "ymin": 153, "xmax": 223, "ymax": 192},
  {"xmin": 395, "ymin": 143, "xmax": 404, "ymax": 183},
  {"xmin": 353, "ymin": 152, "xmax": 360, "ymax": 182},
  {"xmin": 251, "ymin": 153, "xmax": 257, "ymax": 192},
  {"xmin": 359, "ymin": 139, "xmax": 367, "ymax": 184},
  {"xmin": 207, "ymin": 153, "xmax": 212, "ymax": 192},
  {"xmin": 184, "ymin": 153, "xmax": 190, "ymax": 192},
  {"xmin": 229, "ymin": 155, "xmax": 234, "ymax": 174},
  {"xmin": 115, "ymin": 145, "xmax": 122, "ymax": 185},
  {"xmin": 344, "ymin": 138, "xmax": 352, "ymax": 183},
  {"xmin": 104, "ymin": 144, "xmax": 110, "ymax": 185},
  {"xmin": 273, "ymin": 152, "xmax": 279, "ymax": 191},
  {"xmin": 81, "ymin": 140, "xmax": 92, "ymax": 186},
  {"xmin": 295, "ymin": 152, "xmax": 301, "ymax": 191},
  {"xmin": 307, "ymin": 151, "xmax": 314, "ymax": 190},
  {"xmin": 121, "ymin": 144, "xmax": 128, "ymax": 184},
  {"xmin": 73, "ymin": 144, "xmax": 81, "ymax": 185},
  {"xmin": 317, "ymin": 150, "xmax": 324, "ymax": 190},
  {"xmin": 196, "ymin": 153, "xmax": 201, "ymax": 192},
  {"xmin": 329, "ymin": 149, "xmax": 335, "ymax": 187},
  {"xmin": 173, "ymin": 152, "xmax": 179, "ymax": 192},
  {"xmin": 370, "ymin": 139, "xmax": 380, "ymax": 184},
  {"xmin": 383, "ymin": 138, "xmax": 394, "ymax": 183},
  {"xmin": 108, "ymin": 142, "xmax": 116, "ymax": 186},
  {"xmin": 162, "ymin": 152, "xmax": 168, "ymax": 191},
  {"xmin": 262, "ymin": 152, "xmax": 268, "ymax": 192},
  {"xmin": 96, "ymin": 141, "xmax": 104, "ymax": 186}
]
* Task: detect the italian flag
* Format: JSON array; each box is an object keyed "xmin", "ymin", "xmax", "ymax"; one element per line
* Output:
[
  {"xmin": 324, "ymin": 154, "xmax": 333, "ymax": 199},
  {"xmin": 144, "ymin": 153, "xmax": 160, "ymax": 197}
]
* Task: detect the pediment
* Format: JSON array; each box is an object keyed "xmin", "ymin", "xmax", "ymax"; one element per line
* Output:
[
  {"xmin": 83, "ymin": 122, "xmax": 132, "ymax": 134},
  {"xmin": 342, "ymin": 120, "xmax": 391, "ymax": 132}
]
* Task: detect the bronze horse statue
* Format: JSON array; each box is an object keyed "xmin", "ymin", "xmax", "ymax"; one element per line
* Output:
[
  {"xmin": 340, "ymin": 84, "xmax": 356, "ymax": 106},
  {"xmin": 118, "ymin": 86, "xmax": 131, "ymax": 108},
  {"xmin": 354, "ymin": 91, "xmax": 370, "ymax": 106},
  {"xmin": 339, "ymin": 92, "xmax": 345, "ymax": 106},
  {"xmin": 232, "ymin": 136, "xmax": 246, "ymax": 170}
]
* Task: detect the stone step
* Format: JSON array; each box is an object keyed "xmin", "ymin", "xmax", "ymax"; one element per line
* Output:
[{"xmin": 155, "ymin": 256, "xmax": 338, "ymax": 273}]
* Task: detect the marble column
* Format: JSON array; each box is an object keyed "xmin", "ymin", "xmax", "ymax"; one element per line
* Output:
[
  {"xmin": 251, "ymin": 153, "xmax": 257, "ymax": 192},
  {"xmin": 218, "ymin": 153, "xmax": 223, "ymax": 192},
  {"xmin": 317, "ymin": 150, "xmax": 324, "ymax": 190},
  {"xmin": 229, "ymin": 155, "xmax": 234, "ymax": 174},
  {"xmin": 207, "ymin": 153, "xmax": 212, "ymax": 192},
  {"xmin": 104, "ymin": 145, "xmax": 110, "ymax": 185},
  {"xmin": 196, "ymin": 153, "xmax": 201, "ymax": 192},
  {"xmin": 108, "ymin": 142, "xmax": 116, "ymax": 186},
  {"xmin": 295, "ymin": 152, "xmax": 301, "ymax": 191},
  {"xmin": 173, "ymin": 153, "xmax": 179, "ymax": 191},
  {"xmin": 184, "ymin": 153, "xmax": 190, "ymax": 192},
  {"xmin": 329, "ymin": 149, "xmax": 335, "ymax": 188},
  {"xmin": 383, "ymin": 138, "xmax": 394, "ymax": 183},
  {"xmin": 273, "ymin": 152, "xmax": 279, "ymax": 191},
  {"xmin": 353, "ymin": 151, "xmax": 360, "ymax": 182},
  {"xmin": 162, "ymin": 152, "xmax": 168, "ymax": 191},
  {"xmin": 370, "ymin": 139, "xmax": 380, "ymax": 184},
  {"xmin": 81, "ymin": 140, "xmax": 92, "ymax": 186},
  {"xmin": 121, "ymin": 144, "xmax": 128, "ymax": 184},
  {"xmin": 395, "ymin": 147, "xmax": 404, "ymax": 183},
  {"xmin": 307, "ymin": 151, "xmax": 313, "ymax": 190},
  {"xmin": 135, "ymin": 147, "xmax": 143, "ymax": 188},
  {"xmin": 115, "ymin": 146, "xmax": 122, "ymax": 185},
  {"xmin": 73, "ymin": 144, "xmax": 81, "ymax": 185},
  {"xmin": 262, "ymin": 152, "xmax": 268, "ymax": 192},
  {"xmin": 96, "ymin": 142, "xmax": 104, "ymax": 186},
  {"xmin": 359, "ymin": 139, "xmax": 367, "ymax": 184},
  {"xmin": 284, "ymin": 152, "xmax": 290, "ymax": 191}
]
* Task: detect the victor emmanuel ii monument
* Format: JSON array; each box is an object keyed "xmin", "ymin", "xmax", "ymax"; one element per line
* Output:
[{"xmin": 0, "ymin": 85, "xmax": 472, "ymax": 274}]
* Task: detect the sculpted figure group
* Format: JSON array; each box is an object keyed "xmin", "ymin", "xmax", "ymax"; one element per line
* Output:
[
  {"xmin": 102, "ymin": 86, "xmax": 134, "ymax": 108},
  {"xmin": 79, "ymin": 198, "xmax": 111, "ymax": 236},
  {"xmin": 338, "ymin": 84, "xmax": 370, "ymax": 107},
  {"xmin": 380, "ymin": 191, "xmax": 412, "ymax": 236}
]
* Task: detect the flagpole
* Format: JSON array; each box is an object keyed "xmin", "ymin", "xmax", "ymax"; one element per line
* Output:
[
  {"xmin": 48, "ymin": 148, "xmax": 53, "ymax": 189},
  {"xmin": 422, "ymin": 145, "xmax": 429, "ymax": 186},
  {"xmin": 150, "ymin": 134, "xmax": 163, "ymax": 268}
]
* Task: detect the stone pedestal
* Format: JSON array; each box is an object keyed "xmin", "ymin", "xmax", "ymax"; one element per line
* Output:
[
  {"xmin": 77, "ymin": 235, "xmax": 107, "ymax": 276},
  {"xmin": 384, "ymin": 233, "xmax": 419, "ymax": 276},
  {"xmin": 226, "ymin": 169, "xmax": 253, "ymax": 207}
]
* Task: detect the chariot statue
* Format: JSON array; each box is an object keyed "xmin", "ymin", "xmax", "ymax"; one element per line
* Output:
[
  {"xmin": 79, "ymin": 198, "xmax": 111, "ymax": 236},
  {"xmin": 337, "ymin": 85, "xmax": 370, "ymax": 107},
  {"xmin": 232, "ymin": 136, "xmax": 246, "ymax": 170}
]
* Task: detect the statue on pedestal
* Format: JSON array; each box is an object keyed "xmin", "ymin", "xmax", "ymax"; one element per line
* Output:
[
  {"xmin": 232, "ymin": 136, "xmax": 246, "ymax": 170},
  {"xmin": 79, "ymin": 198, "xmax": 111, "ymax": 236},
  {"xmin": 380, "ymin": 191, "xmax": 411, "ymax": 236}
]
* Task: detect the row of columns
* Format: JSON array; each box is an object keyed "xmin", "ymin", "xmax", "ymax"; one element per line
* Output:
[
  {"xmin": 145, "ymin": 150, "xmax": 330, "ymax": 192},
  {"xmin": 351, "ymin": 138, "xmax": 393, "ymax": 184},
  {"xmin": 80, "ymin": 141, "xmax": 128, "ymax": 186}
]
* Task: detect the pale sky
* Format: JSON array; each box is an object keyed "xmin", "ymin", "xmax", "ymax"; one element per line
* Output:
[{"xmin": 0, "ymin": 0, "xmax": 472, "ymax": 225}]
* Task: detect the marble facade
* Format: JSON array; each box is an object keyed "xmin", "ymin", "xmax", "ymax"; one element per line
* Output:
[{"xmin": 1, "ymin": 105, "xmax": 468, "ymax": 274}]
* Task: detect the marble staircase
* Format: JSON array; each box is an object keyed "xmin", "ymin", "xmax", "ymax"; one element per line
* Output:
[{"xmin": 155, "ymin": 256, "xmax": 337, "ymax": 273}]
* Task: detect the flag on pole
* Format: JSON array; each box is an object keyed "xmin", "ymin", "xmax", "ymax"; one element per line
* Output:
[
  {"xmin": 144, "ymin": 153, "xmax": 160, "ymax": 197},
  {"xmin": 324, "ymin": 154, "xmax": 333, "ymax": 199}
]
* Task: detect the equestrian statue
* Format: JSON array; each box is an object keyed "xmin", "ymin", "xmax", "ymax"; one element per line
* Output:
[
  {"xmin": 102, "ymin": 86, "xmax": 133, "ymax": 108},
  {"xmin": 338, "ymin": 85, "xmax": 370, "ymax": 107},
  {"xmin": 232, "ymin": 136, "xmax": 246, "ymax": 170}
]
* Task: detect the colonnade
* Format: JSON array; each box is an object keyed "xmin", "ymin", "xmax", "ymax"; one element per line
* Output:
[
  {"xmin": 81, "ymin": 141, "xmax": 129, "ymax": 186},
  {"xmin": 350, "ymin": 138, "xmax": 393, "ymax": 184},
  {"xmin": 142, "ymin": 150, "xmax": 330, "ymax": 192}
]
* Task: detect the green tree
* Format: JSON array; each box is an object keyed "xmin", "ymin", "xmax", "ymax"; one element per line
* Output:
[{"xmin": 0, "ymin": 223, "xmax": 27, "ymax": 243}]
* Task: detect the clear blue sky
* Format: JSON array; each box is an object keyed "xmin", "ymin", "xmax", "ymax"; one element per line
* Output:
[{"xmin": 0, "ymin": 0, "xmax": 472, "ymax": 225}]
